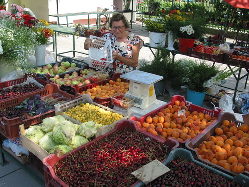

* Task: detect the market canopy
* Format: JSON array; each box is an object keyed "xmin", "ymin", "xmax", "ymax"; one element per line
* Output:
[{"xmin": 223, "ymin": 0, "xmax": 249, "ymax": 9}]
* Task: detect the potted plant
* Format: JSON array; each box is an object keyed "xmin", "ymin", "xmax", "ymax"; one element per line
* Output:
[
  {"xmin": 142, "ymin": 19, "xmax": 167, "ymax": 48},
  {"xmin": 138, "ymin": 48, "xmax": 190, "ymax": 96},
  {"xmin": 163, "ymin": 9, "xmax": 207, "ymax": 53},
  {"xmin": 184, "ymin": 60, "xmax": 220, "ymax": 106},
  {"xmin": 0, "ymin": 5, "xmax": 38, "ymax": 78}
]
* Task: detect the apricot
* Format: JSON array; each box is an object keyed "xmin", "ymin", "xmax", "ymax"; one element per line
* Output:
[
  {"xmin": 145, "ymin": 116, "xmax": 153, "ymax": 124},
  {"xmin": 234, "ymin": 140, "xmax": 243, "ymax": 147},
  {"xmin": 231, "ymin": 162, "xmax": 244, "ymax": 174},
  {"xmin": 238, "ymin": 156, "xmax": 248, "ymax": 166},
  {"xmin": 215, "ymin": 127, "xmax": 223, "ymax": 136},
  {"xmin": 223, "ymin": 163, "xmax": 232, "ymax": 171},
  {"xmin": 216, "ymin": 152, "xmax": 226, "ymax": 161},
  {"xmin": 240, "ymin": 124, "xmax": 249, "ymax": 133},
  {"xmin": 228, "ymin": 156, "xmax": 238, "ymax": 164}
]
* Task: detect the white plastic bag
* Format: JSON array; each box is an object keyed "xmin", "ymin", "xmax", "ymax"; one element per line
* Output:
[
  {"xmin": 219, "ymin": 94, "xmax": 234, "ymax": 113},
  {"xmin": 3, "ymin": 139, "xmax": 29, "ymax": 156}
]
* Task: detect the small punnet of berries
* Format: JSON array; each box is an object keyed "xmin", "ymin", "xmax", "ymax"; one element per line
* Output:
[
  {"xmin": 111, "ymin": 93, "xmax": 133, "ymax": 110},
  {"xmin": 144, "ymin": 158, "xmax": 243, "ymax": 187}
]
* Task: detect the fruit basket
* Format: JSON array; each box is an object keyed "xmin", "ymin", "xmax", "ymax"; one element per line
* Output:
[
  {"xmin": 186, "ymin": 112, "xmax": 249, "ymax": 181},
  {"xmin": 130, "ymin": 95, "xmax": 223, "ymax": 146},
  {"xmin": 0, "ymin": 84, "xmax": 75, "ymax": 139},
  {"xmin": 0, "ymin": 74, "xmax": 48, "ymax": 101},
  {"xmin": 55, "ymin": 94, "xmax": 127, "ymax": 137},
  {"xmin": 132, "ymin": 148, "xmax": 247, "ymax": 187},
  {"xmin": 43, "ymin": 119, "xmax": 179, "ymax": 187}
]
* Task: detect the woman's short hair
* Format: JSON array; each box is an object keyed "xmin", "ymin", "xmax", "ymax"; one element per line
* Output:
[{"xmin": 109, "ymin": 13, "xmax": 130, "ymax": 29}]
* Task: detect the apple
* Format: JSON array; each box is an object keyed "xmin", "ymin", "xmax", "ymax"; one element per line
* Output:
[
  {"xmin": 47, "ymin": 64, "xmax": 52, "ymax": 69},
  {"xmin": 65, "ymin": 80, "xmax": 72, "ymax": 85},
  {"xmin": 43, "ymin": 65, "xmax": 50, "ymax": 70},
  {"xmin": 54, "ymin": 75, "xmax": 60, "ymax": 79},
  {"xmin": 78, "ymin": 82, "xmax": 84, "ymax": 86},
  {"xmin": 60, "ymin": 65, "xmax": 66, "ymax": 71},
  {"xmin": 84, "ymin": 79, "xmax": 91, "ymax": 84},
  {"xmin": 64, "ymin": 74, "xmax": 70, "ymax": 78},
  {"xmin": 71, "ymin": 63, "xmax": 76, "ymax": 67},
  {"xmin": 61, "ymin": 61, "xmax": 71, "ymax": 68},
  {"xmin": 72, "ymin": 80, "xmax": 79, "ymax": 85},
  {"xmin": 42, "ymin": 69, "xmax": 49, "ymax": 74}
]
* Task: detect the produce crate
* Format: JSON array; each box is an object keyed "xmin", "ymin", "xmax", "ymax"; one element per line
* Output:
[
  {"xmin": 0, "ymin": 84, "xmax": 75, "ymax": 139},
  {"xmin": 223, "ymin": 53, "xmax": 249, "ymax": 69},
  {"xmin": 130, "ymin": 95, "xmax": 222, "ymax": 146},
  {"xmin": 186, "ymin": 112, "xmax": 249, "ymax": 181},
  {"xmin": 132, "ymin": 148, "xmax": 248, "ymax": 187},
  {"xmin": 29, "ymin": 152, "xmax": 44, "ymax": 173},
  {"xmin": 78, "ymin": 73, "xmax": 128, "ymax": 108},
  {"xmin": 45, "ymin": 66, "xmax": 112, "ymax": 98},
  {"xmin": 55, "ymin": 94, "xmax": 127, "ymax": 137},
  {"xmin": 43, "ymin": 119, "xmax": 179, "ymax": 187},
  {"xmin": 0, "ymin": 74, "xmax": 49, "ymax": 102},
  {"xmin": 20, "ymin": 124, "xmax": 50, "ymax": 161},
  {"xmin": 35, "ymin": 60, "xmax": 87, "ymax": 79},
  {"xmin": 188, "ymin": 48, "xmax": 224, "ymax": 63}
]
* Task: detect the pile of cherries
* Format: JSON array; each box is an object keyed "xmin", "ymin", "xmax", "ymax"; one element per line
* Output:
[
  {"xmin": 0, "ymin": 83, "xmax": 42, "ymax": 100},
  {"xmin": 145, "ymin": 158, "xmax": 243, "ymax": 187},
  {"xmin": 54, "ymin": 129, "xmax": 172, "ymax": 187}
]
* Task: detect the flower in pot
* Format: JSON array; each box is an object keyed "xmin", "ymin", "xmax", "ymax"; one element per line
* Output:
[
  {"xmin": 143, "ymin": 19, "xmax": 167, "ymax": 48},
  {"xmin": 163, "ymin": 9, "xmax": 206, "ymax": 53},
  {"xmin": 0, "ymin": 7, "xmax": 38, "ymax": 77}
]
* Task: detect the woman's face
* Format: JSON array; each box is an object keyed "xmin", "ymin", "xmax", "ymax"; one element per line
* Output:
[{"xmin": 111, "ymin": 20, "xmax": 126, "ymax": 37}]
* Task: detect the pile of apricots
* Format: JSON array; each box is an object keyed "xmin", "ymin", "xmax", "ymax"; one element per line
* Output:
[
  {"xmin": 195, "ymin": 120, "xmax": 249, "ymax": 174},
  {"xmin": 81, "ymin": 78, "xmax": 129, "ymax": 100},
  {"xmin": 135, "ymin": 100, "xmax": 217, "ymax": 142}
]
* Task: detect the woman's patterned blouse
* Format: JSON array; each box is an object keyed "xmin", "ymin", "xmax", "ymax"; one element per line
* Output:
[{"xmin": 103, "ymin": 32, "xmax": 143, "ymax": 73}]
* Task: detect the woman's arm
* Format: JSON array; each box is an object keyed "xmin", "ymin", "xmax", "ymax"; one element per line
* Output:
[{"xmin": 112, "ymin": 43, "xmax": 141, "ymax": 68}]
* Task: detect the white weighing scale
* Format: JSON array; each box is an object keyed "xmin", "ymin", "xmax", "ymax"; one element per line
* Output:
[{"xmin": 121, "ymin": 70, "xmax": 163, "ymax": 109}]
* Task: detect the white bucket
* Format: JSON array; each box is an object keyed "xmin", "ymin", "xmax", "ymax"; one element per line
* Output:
[{"xmin": 149, "ymin": 32, "xmax": 167, "ymax": 48}]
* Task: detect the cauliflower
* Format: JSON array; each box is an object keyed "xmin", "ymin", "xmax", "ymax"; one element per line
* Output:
[
  {"xmin": 77, "ymin": 121, "xmax": 98, "ymax": 139},
  {"xmin": 38, "ymin": 132, "xmax": 57, "ymax": 152},
  {"xmin": 25, "ymin": 126, "xmax": 45, "ymax": 144},
  {"xmin": 69, "ymin": 135, "xmax": 89, "ymax": 149},
  {"xmin": 41, "ymin": 116, "xmax": 60, "ymax": 132},
  {"xmin": 49, "ymin": 145, "xmax": 73, "ymax": 155}
]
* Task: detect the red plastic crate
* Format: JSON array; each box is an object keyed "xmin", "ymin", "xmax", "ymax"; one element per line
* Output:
[
  {"xmin": 0, "ymin": 84, "xmax": 75, "ymax": 139},
  {"xmin": 43, "ymin": 119, "xmax": 179, "ymax": 187},
  {"xmin": 0, "ymin": 74, "xmax": 49, "ymax": 102},
  {"xmin": 130, "ymin": 95, "xmax": 223, "ymax": 146},
  {"xmin": 186, "ymin": 112, "xmax": 249, "ymax": 179}
]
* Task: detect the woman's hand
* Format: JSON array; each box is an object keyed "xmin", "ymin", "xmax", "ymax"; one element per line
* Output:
[
  {"xmin": 112, "ymin": 50, "xmax": 119, "ymax": 60},
  {"xmin": 84, "ymin": 38, "xmax": 92, "ymax": 50}
]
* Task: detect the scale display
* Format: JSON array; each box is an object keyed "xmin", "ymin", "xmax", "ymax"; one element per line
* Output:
[{"xmin": 121, "ymin": 70, "xmax": 163, "ymax": 109}]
